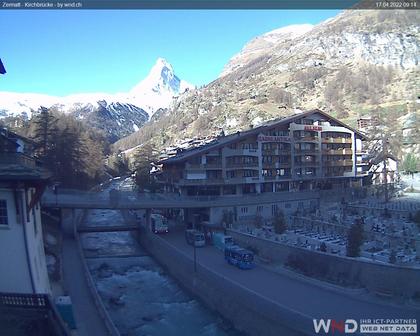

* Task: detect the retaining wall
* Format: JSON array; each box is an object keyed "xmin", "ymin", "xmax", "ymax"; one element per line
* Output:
[
  {"xmin": 227, "ymin": 229, "xmax": 420, "ymax": 298},
  {"xmin": 136, "ymin": 228, "xmax": 312, "ymax": 336}
]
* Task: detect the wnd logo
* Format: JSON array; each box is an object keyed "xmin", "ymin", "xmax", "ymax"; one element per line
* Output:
[{"xmin": 313, "ymin": 319, "xmax": 358, "ymax": 334}]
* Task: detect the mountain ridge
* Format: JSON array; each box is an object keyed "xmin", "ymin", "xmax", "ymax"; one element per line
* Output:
[
  {"xmin": 113, "ymin": 10, "xmax": 419, "ymax": 159},
  {"xmin": 0, "ymin": 58, "xmax": 194, "ymax": 141}
]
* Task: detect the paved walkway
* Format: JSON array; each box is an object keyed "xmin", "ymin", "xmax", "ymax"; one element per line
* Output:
[{"xmin": 62, "ymin": 237, "xmax": 110, "ymax": 336}]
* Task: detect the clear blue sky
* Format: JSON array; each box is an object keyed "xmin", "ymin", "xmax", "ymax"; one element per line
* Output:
[{"xmin": 0, "ymin": 10, "xmax": 340, "ymax": 96}]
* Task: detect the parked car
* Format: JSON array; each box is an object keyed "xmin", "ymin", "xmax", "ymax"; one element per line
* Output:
[
  {"xmin": 151, "ymin": 214, "xmax": 168, "ymax": 233},
  {"xmin": 185, "ymin": 229, "xmax": 205, "ymax": 247},
  {"xmin": 212, "ymin": 232, "xmax": 234, "ymax": 251}
]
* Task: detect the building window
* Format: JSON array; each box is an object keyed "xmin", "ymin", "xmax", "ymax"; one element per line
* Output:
[
  {"xmin": 257, "ymin": 205, "xmax": 264, "ymax": 213},
  {"xmin": 0, "ymin": 200, "xmax": 8, "ymax": 225},
  {"xmin": 241, "ymin": 207, "xmax": 248, "ymax": 214},
  {"xmin": 277, "ymin": 169, "xmax": 285, "ymax": 176}
]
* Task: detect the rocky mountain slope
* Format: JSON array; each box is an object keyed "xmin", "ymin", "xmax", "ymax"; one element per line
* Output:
[
  {"xmin": 114, "ymin": 10, "xmax": 419, "ymax": 158},
  {"xmin": 0, "ymin": 58, "xmax": 193, "ymax": 141}
]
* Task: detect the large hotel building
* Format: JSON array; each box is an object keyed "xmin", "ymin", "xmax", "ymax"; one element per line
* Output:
[{"xmin": 157, "ymin": 109, "xmax": 370, "ymax": 198}]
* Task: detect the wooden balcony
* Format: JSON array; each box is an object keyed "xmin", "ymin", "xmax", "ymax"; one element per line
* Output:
[
  {"xmin": 294, "ymin": 149, "xmax": 319, "ymax": 155},
  {"xmin": 0, "ymin": 153, "xmax": 39, "ymax": 168},
  {"xmin": 294, "ymin": 161, "xmax": 319, "ymax": 167},
  {"xmin": 263, "ymin": 175, "xmax": 291, "ymax": 181},
  {"xmin": 322, "ymin": 149, "xmax": 353, "ymax": 155},
  {"xmin": 294, "ymin": 136, "xmax": 319, "ymax": 142},
  {"xmin": 321, "ymin": 137, "xmax": 352, "ymax": 144},
  {"xmin": 226, "ymin": 162, "xmax": 258, "ymax": 169},
  {"xmin": 262, "ymin": 149, "xmax": 276, "ymax": 155},
  {"xmin": 185, "ymin": 162, "xmax": 222, "ymax": 169},
  {"xmin": 323, "ymin": 159, "xmax": 353, "ymax": 167}
]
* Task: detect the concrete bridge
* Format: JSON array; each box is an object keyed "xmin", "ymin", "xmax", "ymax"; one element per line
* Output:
[
  {"xmin": 41, "ymin": 188, "xmax": 320, "ymax": 210},
  {"xmin": 77, "ymin": 224, "xmax": 139, "ymax": 233}
]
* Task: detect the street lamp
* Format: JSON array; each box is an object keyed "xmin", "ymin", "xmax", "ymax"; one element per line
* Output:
[{"xmin": 193, "ymin": 241, "xmax": 197, "ymax": 273}]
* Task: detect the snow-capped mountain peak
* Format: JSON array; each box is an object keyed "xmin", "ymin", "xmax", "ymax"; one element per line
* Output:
[
  {"xmin": 131, "ymin": 58, "xmax": 190, "ymax": 96},
  {"xmin": 128, "ymin": 58, "xmax": 194, "ymax": 115},
  {"xmin": 0, "ymin": 57, "xmax": 194, "ymax": 141}
]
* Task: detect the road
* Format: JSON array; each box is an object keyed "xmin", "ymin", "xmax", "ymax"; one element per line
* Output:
[{"xmin": 159, "ymin": 231, "xmax": 420, "ymax": 326}]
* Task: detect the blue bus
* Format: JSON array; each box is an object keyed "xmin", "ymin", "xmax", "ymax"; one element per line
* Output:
[{"xmin": 224, "ymin": 246, "xmax": 255, "ymax": 270}]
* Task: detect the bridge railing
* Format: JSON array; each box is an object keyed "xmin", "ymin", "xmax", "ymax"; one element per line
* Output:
[{"xmin": 0, "ymin": 292, "xmax": 71, "ymax": 336}]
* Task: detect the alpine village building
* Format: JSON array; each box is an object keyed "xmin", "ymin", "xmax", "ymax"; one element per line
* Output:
[
  {"xmin": 0, "ymin": 128, "xmax": 52, "ymax": 295},
  {"xmin": 157, "ymin": 110, "xmax": 371, "ymax": 224}
]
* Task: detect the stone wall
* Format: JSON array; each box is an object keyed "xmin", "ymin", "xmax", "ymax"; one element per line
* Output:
[
  {"xmin": 228, "ymin": 230, "xmax": 420, "ymax": 298},
  {"xmin": 136, "ymin": 228, "xmax": 311, "ymax": 336}
]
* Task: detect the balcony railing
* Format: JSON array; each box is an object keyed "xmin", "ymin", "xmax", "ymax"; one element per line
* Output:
[
  {"xmin": 263, "ymin": 175, "xmax": 291, "ymax": 181},
  {"xmin": 224, "ymin": 176, "xmax": 260, "ymax": 184},
  {"xmin": 179, "ymin": 178, "xmax": 224, "ymax": 185},
  {"xmin": 0, "ymin": 292, "xmax": 70, "ymax": 336},
  {"xmin": 323, "ymin": 160, "xmax": 353, "ymax": 167},
  {"xmin": 294, "ymin": 136, "xmax": 319, "ymax": 142},
  {"xmin": 185, "ymin": 163, "xmax": 222, "ymax": 169},
  {"xmin": 294, "ymin": 149, "xmax": 319, "ymax": 154},
  {"xmin": 294, "ymin": 161, "xmax": 319, "ymax": 167},
  {"xmin": 0, "ymin": 153, "xmax": 40, "ymax": 168},
  {"xmin": 262, "ymin": 162, "xmax": 276, "ymax": 168},
  {"xmin": 322, "ymin": 149, "xmax": 353, "ymax": 155},
  {"xmin": 226, "ymin": 162, "xmax": 258, "ymax": 168},
  {"xmin": 321, "ymin": 137, "xmax": 352, "ymax": 144}
]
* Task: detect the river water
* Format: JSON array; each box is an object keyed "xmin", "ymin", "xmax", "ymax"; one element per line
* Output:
[{"xmin": 81, "ymin": 206, "xmax": 241, "ymax": 336}]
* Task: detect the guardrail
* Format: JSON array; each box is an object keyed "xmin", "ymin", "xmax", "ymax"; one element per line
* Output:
[
  {"xmin": 0, "ymin": 153, "xmax": 41, "ymax": 168},
  {"xmin": 0, "ymin": 292, "xmax": 71, "ymax": 336}
]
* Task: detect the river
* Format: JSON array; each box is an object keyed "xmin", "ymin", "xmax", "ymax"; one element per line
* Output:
[{"xmin": 80, "ymin": 182, "xmax": 241, "ymax": 336}]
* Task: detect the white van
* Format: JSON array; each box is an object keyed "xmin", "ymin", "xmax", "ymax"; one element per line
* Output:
[{"xmin": 151, "ymin": 214, "xmax": 169, "ymax": 234}]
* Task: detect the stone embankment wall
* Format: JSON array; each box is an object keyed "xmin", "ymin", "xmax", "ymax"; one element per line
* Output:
[
  {"xmin": 228, "ymin": 229, "xmax": 420, "ymax": 298},
  {"xmin": 136, "ymin": 228, "xmax": 311, "ymax": 336}
]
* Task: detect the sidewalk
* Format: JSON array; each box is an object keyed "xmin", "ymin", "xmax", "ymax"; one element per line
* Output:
[{"xmin": 62, "ymin": 237, "xmax": 110, "ymax": 336}]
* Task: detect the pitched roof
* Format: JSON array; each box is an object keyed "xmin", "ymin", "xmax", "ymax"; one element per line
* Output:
[
  {"xmin": 0, "ymin": 128, "xmax": 36, "ymax": 145},
  {"xmin": 159, "ymin": 109, "xmax": 366, "ymax": 164}
]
